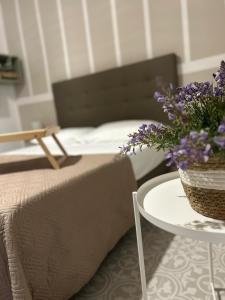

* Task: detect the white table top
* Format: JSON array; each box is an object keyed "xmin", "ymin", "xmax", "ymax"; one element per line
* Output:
[{"xmin": 139, "ymin": 172, "xmax": 225, "ymax": 243}]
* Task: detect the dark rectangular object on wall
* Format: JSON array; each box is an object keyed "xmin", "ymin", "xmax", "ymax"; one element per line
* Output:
[
  {"xmin": 0, "ymin": 54, "xmax": 23, "ymax": 84},
  {"xmin": 52, "ymin": 53, "xmax": 178, "ymax": 127}
]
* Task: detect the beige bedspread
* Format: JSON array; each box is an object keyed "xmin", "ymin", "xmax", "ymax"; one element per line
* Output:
[{"xmin": 0, "ymin": 154, "xmax": 136, "ymax": 300}]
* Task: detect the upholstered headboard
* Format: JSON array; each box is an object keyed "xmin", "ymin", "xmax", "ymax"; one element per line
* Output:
[{"xmin": 52, "ymin": 54, "xmax": 178, "ymax": 128}]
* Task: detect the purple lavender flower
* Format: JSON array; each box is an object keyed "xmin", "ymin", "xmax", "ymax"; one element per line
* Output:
[
  {"xmin": 147, "ymin": 123, "xmax": 163, "ymax": 134},
  {"xmin": 139, "ymin": 124, "xmax": 147, "ymax": 132},
  {"xmin": 189, "ymin": 131, "xmax": 198, "ymax": 140},
  {"xmin": 120, "ymin": 144, "xmax": 131, "ymax": 155},
  {"xmin": 213, "ymin": 136, "xmax": 225, "ymax": 149},
  {"xmin": 213, "ymin": 60, "xmax": 225, "ymax": 88},
  {"xmin": 213, "ymin": 61, "xmax": 225, "ymax": 96},
  {"xmin": 180, "ymin": 137, "xmax": 188, "ymax": 145},
  {"xmin": 121, "ymin": 122, "xmax": 166, "ymax": 155},
  {"xmin": 154, "ymin": 80, "xmax": 214, "ymax": 123},
  {"xmin": 198, "ymin": 130, "xmax": 209, "ymax": 141},
  {"xmin": 165, "ymin": 130, "xmax": 212, "ymax": 170},
  {"xmin": 154, "ymin": 91, "xmax": 165, "ymax": 103},
  {"xmin": 168, "ymin": 113, "xmax": 176, "ymax": 120},
  {"xmin": 203, "ymin": 144, "xmax": 211, "ymax": 162},
  {"xmin": 147, "ymin": 123, "xmax": 157, "ymax": 133},
  {"xmin": 218, "ymin": 124, "xmax": 225, "ymax": 133},
  {"xmin": 165, "ymin": 151, "xmax": 173, "ymax": 159},
  {"xmin": 175, "ymin": 101, "xmax": 185, "ymax": 111},
  {"xmin": 176, "ymin": 81, "xmax": 213, "ymax": 103},
  {"xmin": 178, "ymin": 161, "xmax": 188, "ymax": 170},
  {"xmin": 214, "ymin": 86, "xmax": 223, "ymax": 96},
  {"xmin": 154, "ymin": 87, "xmax": 185, "ymax": 121},
  {"xmin": 164, "ymin": 151, "xmax": 174, "ymax": 166}
]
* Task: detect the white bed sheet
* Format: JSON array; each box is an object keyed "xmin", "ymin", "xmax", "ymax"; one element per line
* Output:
[{"xmin": 2, "ymin": 121, "xmax": 164, "ymax": 180}]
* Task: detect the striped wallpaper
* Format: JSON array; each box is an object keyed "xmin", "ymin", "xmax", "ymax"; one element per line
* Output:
[{"xmin": 1, "ymin": 0, "xmax": 225, "ymax": 129}]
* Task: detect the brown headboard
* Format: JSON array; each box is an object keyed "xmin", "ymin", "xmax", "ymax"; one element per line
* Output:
[{"xmin": 52, "ymin": 54, "xmax": 178, "ymax": 128}]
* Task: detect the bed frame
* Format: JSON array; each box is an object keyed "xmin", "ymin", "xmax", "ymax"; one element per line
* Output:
[{"xmin": 52, "ymin": 54, "xmax": 178, "ymax": 128}]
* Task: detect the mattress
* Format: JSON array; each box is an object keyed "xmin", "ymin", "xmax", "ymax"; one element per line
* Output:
[{"xmin": 3, "ymin": 120, "xmax": 165, "ymax": 180}]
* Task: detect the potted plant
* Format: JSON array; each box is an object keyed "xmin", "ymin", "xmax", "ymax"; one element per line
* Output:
[{"xmin": 122, "ymin": 61, "xmax": 225, "ymax": 220}]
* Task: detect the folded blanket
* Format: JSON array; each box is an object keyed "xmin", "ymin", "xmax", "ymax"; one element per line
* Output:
[{"xmin": 0, "ymin": 154, "xmax": 136, "ymax": 300}]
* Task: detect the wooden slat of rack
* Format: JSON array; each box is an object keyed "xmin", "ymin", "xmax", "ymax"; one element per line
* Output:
[
  {"xmin": 36, "ymin": 137, "xmax": 60, "ymax": 169},
  {"xmin": 0, "ymin": 126, "xmax": 68, "ymax": 169},
  {"xmin": 0, "ymin": 126, "xmax": 60, "ymax": 143}
]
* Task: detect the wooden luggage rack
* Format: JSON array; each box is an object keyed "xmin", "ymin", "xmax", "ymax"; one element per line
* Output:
[{"xmin": 0, "ymin": 126, "xmax": 68, "ymax": 169}]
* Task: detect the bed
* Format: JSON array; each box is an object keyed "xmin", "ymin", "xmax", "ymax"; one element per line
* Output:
[
  {"xmin": 7, "ymin": 53, "xmax": 178, "ymax": 182},
  {"xmin": 0, "ymin": 54, "xmax": 178, "ymax": 300}
]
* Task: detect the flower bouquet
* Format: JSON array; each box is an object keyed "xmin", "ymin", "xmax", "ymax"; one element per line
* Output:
[{"xmin": 122, "ymin": 61, "xmax": 225, "ymax": 220}]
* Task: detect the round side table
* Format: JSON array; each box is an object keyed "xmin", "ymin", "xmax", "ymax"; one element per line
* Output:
[{"xmin": 133, "ymin": 171, "xmax": 225, "ymax": 300}]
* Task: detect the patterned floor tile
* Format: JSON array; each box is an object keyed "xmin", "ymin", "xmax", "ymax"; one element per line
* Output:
[{"xmin": 71, "ymin": 220, "xmax": 225, "ymax": 300}]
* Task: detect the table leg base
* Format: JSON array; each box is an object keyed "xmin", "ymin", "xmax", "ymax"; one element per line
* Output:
[{"xmin": 210, "ymin": 282, "xmax": 217, "ymax": 300}]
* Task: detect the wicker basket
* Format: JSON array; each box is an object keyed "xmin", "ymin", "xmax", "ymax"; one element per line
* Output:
[{"xmin": 179, "ymin": 157, "xmax": 225, "ymax": 220}]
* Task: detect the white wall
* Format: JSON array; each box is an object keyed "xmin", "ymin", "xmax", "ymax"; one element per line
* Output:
[
  {"xmin": 1, "ymin": 0, "xmax": 225, "ymax": 129},
  {"xmin": 0, "ymin": 1, "xmax": 21, "ymax": 152}
]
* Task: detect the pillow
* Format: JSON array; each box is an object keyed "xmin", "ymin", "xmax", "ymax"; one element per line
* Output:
[
  {"xmin": 30, "ymin": 127, "xmax": 94, "ymax": 145},
  {"xmin": 83, "ymin": 120, "xmax": 159, "ymax": 143}
]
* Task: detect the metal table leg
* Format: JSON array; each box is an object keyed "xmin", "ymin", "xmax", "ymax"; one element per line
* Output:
[
  {"xmin": 208, "ymin": 243, "xmax": 217, "ymax": 300},
  {"xmin": 133, "ymin": 192, "xmax": 148, "ymax": 300}
]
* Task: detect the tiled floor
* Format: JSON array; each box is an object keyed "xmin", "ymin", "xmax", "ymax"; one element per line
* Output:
[{"xmin": 72, "ymin": 220, "xmax": 225, "ymax": 300}]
